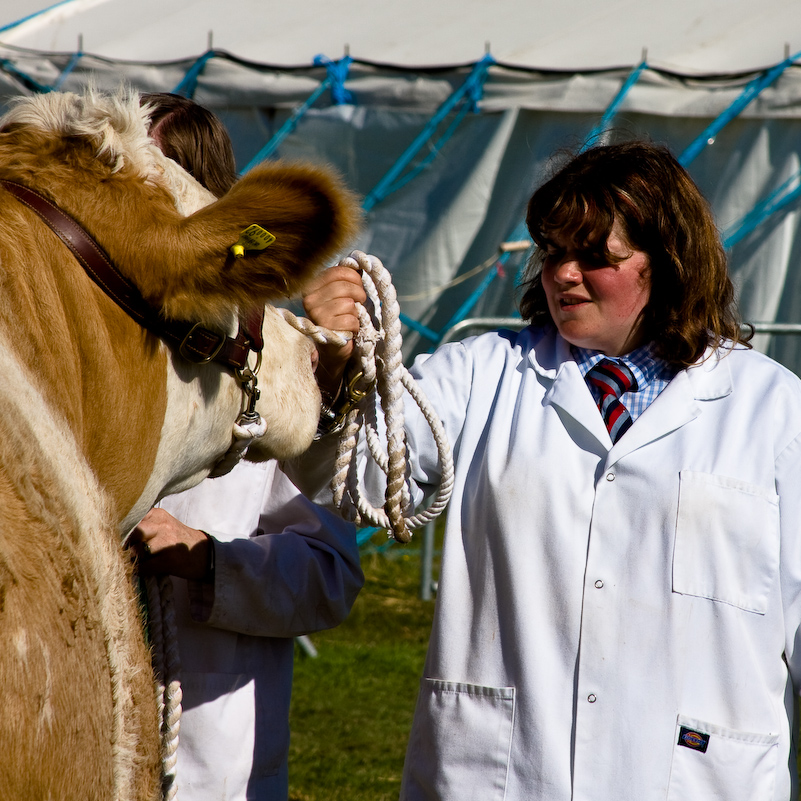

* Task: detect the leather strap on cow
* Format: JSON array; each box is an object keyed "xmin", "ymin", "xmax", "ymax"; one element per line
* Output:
[{"xmin": 0, "ymin": 179, "xmax": 264, "ymax": 370}]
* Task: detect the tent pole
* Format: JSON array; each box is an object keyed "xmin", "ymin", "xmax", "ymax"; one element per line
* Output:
[
  {"xmin": 680, "ymin": 48, "xmax": 801, "ymax": 167},
  {"xmin": 362, "ymin": 53, "xmax": 495, "ymax": 213},
  {"xmin": 583, "ymin": 58, "xmax": 648, "ymax": 150}
]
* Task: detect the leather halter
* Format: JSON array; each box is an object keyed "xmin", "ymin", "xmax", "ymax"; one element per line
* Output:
[{"xmin": 0, "ymin": 179, "xmax": 265, "ymax": 371}]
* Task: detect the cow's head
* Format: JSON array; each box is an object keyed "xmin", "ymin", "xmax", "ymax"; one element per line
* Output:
[{"xmin": 0, "ymin": 89, "xmax": 360, "ymax": 533}]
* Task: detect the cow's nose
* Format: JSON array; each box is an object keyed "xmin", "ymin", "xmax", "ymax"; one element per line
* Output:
[{"xmin": 310, "ymin": 347, "xmax": 319, "ymax": 373}]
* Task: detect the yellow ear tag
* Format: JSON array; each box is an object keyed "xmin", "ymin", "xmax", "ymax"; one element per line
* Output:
[{"xmin": 230, "ymin": 224, "xmax": 277, "ymax": 258}]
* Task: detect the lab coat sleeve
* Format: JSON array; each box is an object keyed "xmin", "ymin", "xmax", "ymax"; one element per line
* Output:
[
  {"xmin": 188, "ymin": 466, "xmax": 364, "ymax": 638},
  {"xmin": 777, "ymin": 431, "xmax": 801, "ymax": 689}
]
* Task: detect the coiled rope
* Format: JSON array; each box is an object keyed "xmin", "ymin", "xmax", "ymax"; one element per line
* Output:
[{"xmin": 277, "ymin": 249, "xmax": 454, "ymax": 543}]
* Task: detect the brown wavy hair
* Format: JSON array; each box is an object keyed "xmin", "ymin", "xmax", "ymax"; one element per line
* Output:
[
  {"xmin": 519, "ymin": 141, "xmax": 751, "ymax": 367},
  {"xmin": 140, "ymin": 93, "xmax": 237, "ymax": 196}
]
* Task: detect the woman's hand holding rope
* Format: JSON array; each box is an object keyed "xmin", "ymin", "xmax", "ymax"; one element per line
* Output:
[{"xmin": 279, "ymin": 251, "xmax": 454, "ymax": 543}]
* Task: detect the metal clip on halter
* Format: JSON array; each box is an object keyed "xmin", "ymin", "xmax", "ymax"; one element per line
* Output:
[
  {"xmin": 236, "ymin": 352, "xmax": 263, "ymax": 424},
  {"xmin": 315, "ymin": 366, "xmax": 373, "ymax": 439}
]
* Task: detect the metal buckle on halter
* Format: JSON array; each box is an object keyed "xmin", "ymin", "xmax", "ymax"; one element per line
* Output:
[
  {"xmin": 178, "ymin": 323, "xmax": 226, "ymax": 364},
  {"xmin": 235, "ymin": 359, "xmax": 263, "ymax": 424},
  {"xmin": 314, "ymin": 367, "xmax": 373, "ymax": 439}
]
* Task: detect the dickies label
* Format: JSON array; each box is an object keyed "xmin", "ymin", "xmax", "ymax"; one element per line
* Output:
[{"xmin": 678, "ymin": 726, "xmax": 710, "ymax": 753}]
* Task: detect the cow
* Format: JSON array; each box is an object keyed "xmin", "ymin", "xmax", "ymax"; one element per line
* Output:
[{"xmin": 0, "ymin": 89, "xmax": 359, "ymax": 800}]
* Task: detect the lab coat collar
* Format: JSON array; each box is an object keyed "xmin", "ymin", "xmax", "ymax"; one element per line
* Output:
[
  {"xmin": 533, "ymin": 328, "xmax": 613, "ymax": 452},
  {"xmin": 530, "ymin": 328, "xmax": 734, "ymax": 460},
  {"xmin": 609, "ymin": 348, "xmax": 733, "ymax": 463}
]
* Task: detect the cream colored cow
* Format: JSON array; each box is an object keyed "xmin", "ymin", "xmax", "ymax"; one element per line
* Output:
[{"xmin": 0, "ymin": 90, "xmax": 358, "ymax": 800}]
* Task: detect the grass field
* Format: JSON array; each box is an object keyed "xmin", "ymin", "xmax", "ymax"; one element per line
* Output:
[{"xmin": 288, "ymin": 537, "xmax": 436, "ymax": 801}]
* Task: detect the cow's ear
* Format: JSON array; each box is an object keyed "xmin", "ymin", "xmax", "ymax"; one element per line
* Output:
[
  {"xmin": 218, "ymin": 161, "xmax": 362, "ymax": 296},
  {"xmin": 138, "ymin": 161, "xmax": 361, "ymax": 324}
]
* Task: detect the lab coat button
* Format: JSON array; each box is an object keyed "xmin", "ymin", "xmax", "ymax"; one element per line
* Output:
[
  {"xmin": 594, "ymin": 579, "xmax": 604, "ymax": 589},
  {"xmin": 587, "ymin": 694, "xmax": 597, "ymax": 703},
  {"xmin": 606, "ymin": 472, "xmax": 615, "ymax": 481}
]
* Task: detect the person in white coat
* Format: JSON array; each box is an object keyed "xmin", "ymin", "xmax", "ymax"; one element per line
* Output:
[
  {"xmin": 128, "ymin": 93, "xmax": 364, "ymax": 800},
  {"xmin": 292, "ymin": 140, "xmax": 801, "ymax": 801}
]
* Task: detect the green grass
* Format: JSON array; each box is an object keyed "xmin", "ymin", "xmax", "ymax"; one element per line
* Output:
[{"xmin": 288, "ymin": 539, "xmax": 436, "ymax": 801}]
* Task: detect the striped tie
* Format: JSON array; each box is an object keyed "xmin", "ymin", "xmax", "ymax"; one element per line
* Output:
[{"xmin": 587, "ymin": 359, "xmax": 639, "ymax": 443}]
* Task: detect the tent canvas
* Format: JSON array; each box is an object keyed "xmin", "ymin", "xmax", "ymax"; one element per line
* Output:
[
  {"xmin": 3, "ymin": 0, "xmax": 799, "ymax": 72},
  {"xmin": 2, "ymin": 0, "xmax": 801, "ymax": 367}
]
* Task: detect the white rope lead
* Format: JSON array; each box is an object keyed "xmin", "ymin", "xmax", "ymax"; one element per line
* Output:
[
  {"xmin": 278, "ymin": 250, "xmax": 454, "ymax": 543},
  {"xmin": 146, "ymin": 575, "xmax": 181, "ymax": 801}
]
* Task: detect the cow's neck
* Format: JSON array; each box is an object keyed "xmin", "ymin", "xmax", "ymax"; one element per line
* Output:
[{"xmin": 1, "ymin": 229, "xmax": 168, "ymax": 526}]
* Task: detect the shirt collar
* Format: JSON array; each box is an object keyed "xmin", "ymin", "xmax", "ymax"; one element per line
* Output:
[{"xmin": 571, "ymin": 343, "xmax": 674, "ymax": 389}]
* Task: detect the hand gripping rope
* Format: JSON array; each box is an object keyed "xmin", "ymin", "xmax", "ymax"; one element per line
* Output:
[{"xmin": 277, "ymin": 250, "xmax": 455, "ymax": 543}]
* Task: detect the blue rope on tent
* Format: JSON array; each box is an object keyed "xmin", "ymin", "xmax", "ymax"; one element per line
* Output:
[
  {"xmin": 583, "ymin": 59, "xmax": 648, "ymax": 151},
  {"xmin": 52, "ymin": 50, "xmax": 82, "ymax": 91},
  {"xmin": 438, "ymin": 261, "xmax": 505, "ymax": 336},
  {"xmin": 172, "ymin": 49, "xmax": 216, "ymax": 99},
  {"xmin": 436, "ymin": 220, "xmax": 531, "ymax": 337},
  {"xmin": 359, "ymin": 53, "xmax": 497, "ymax": 342},
  {"xmin": 385, "ymin": 100, "xmax": 473, "ymax": 198},
  {"xmin": 362, "ymin": 53, "xmax": 495, "ymax": 213},
  {"xmin": 0, "ymin": 59, "xmax": 51, "ymax": 93},
  {"xmin": 399, "ymin": 220, "xmax": 530, "ymax": 346},
  {"xmin": 241, "ymin": 54, "xmax": 351, "ymax": 171},
  {"xmin": 313, "ymin": 54, "xmax": 353, "ymax": 105},
  {"xmin": 722, "ymin": 167, "xmax": 801, "ymax": 248},
  {"xmin": 241, "ymin": 77, "xmax": 332, "ymax": 172},
  {"xmin": 399, "ymin": 312, "xmax": 441, "ymax": 343},
  {"xmin": 679, "ymin": 48, "xmax": 801, "ymax": 167},
  {"xmin": 0, "ymin": 0, "xmax": 82, "ymax": 94},
  {"xmin": 0, "ymin": 0, "xmax": 75, "ymax": 34}
]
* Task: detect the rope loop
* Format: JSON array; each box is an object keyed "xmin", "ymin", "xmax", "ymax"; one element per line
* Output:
[{"xmin": 278, "ymin": 250, "xmax": 454, "ymax": 542}]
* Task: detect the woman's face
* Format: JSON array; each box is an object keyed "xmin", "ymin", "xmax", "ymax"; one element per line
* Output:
[{"xmin": 541, "ymin": 219, "xmax": 650, "ymax": 356}]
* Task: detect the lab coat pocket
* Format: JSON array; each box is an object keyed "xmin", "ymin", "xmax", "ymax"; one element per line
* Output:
[
  {"xmin": 673, "ymin": 471, "xmax": 779, "ymax": 613},
  {"xmin": 401, "ymin": 679, "xmax": 515, "ymax": 801},
  {"xmin": 666, "ymin": 715, "xmax": 778, "ymax": 801}
]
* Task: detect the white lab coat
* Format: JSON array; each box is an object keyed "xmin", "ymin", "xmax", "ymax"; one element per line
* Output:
[
  {"xmin": 157, "ymin": 459, "xmax": 363, "ymax": 801},
  {"xmin": 292, "ymin": 323, "xmax": 801, "ymax": 801}
]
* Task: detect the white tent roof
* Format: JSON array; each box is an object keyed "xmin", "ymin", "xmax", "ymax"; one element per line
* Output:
[
  {"xmin": 2, "ymin": 0, "xmax": 801, "ymax": 371},
  {"xmin": 1, "ymin": 0, "xmax": 800, "ymax": 73}
]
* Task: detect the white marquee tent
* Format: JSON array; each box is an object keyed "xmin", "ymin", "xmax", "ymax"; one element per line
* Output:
[{"xmin": 2, "ymin": 0, "xmax": 801, "ymax": 366}]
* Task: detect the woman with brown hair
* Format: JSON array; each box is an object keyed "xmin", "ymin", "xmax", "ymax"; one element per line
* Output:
[
  {"xmin": 520, "ymin": 141, "xmax": 749, "ymax": 367},
  {"xmin": 296, "ymin": 141, "xmax": 801, "ymax": 801}
]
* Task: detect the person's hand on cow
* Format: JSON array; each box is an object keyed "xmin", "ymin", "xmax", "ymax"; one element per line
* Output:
[
  {"xmin": 130, "ymin": 507, "xmax": 214, "ymax": 583},
  {"xmin": 303, "ymin": 264, "xmax": 367, "ymax": 399}
]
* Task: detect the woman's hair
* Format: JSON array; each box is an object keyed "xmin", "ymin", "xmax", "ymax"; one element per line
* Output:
[
  {"xmin": 140, "ymin": 92, "xmax": 237, "ymax": 196},
  {"xmin": 519, "ymin": 140, "xmax": 750, "ymax": 367}
]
